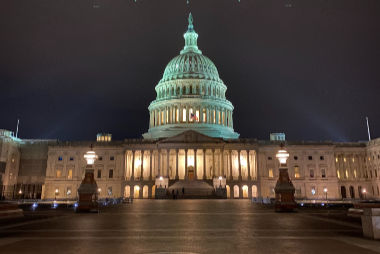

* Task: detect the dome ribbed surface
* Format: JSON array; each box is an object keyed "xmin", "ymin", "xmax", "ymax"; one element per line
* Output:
[{"xmin": 161, "ymin": 52, "xmax": 221, "ymax": 82}]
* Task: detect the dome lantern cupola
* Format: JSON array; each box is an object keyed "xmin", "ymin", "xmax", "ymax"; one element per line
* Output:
[
  {"xmin": 180, "ymin": 13, "xmax": 202, "ymax": 55},
  {"xmin": 143, "ymin": 14, "xmax": 239, "ymax": 140}
]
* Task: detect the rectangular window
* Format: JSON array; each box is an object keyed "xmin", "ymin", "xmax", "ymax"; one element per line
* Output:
[
  {"xmin": 69, "ymin": 157, "xmax": 74, "ymax": 161},
  {"xmin": 176, "ymin": 108, "xmax": 179, "ymax": 122},
  {"xmin": 268, "ymin": 168, "xmax": 274, "ymax": 178},
  {"xmin": 218, "ymin": 111, "xmax": 221, "ymax": 124},
  {"xmin": 213, "ymin": 110, "xmax": 216, "ymax": 123},
  {"xmin": 99, "ymin": 156, "xmax": 103, "ymax": 161},
  {"xmin": 337, "ymin": 170, "xmax": 341, "ymax": 179},
  {"xmin": 345, "ymin": 169, "xmax": 348, "ymax": 178},
  {"xmin": 161, "ymin": 111, "xmax": 164, "ymax": 124},
  {"xmin": 110, "ymin": 156, "xmax": 114, "ymax": 161},
  {"xmin": 195, "ymin": 110, "xmax": 200, "ymax": 122},
  {"xmin": 58, "ymin": 156, "xmax": 63, "ymax": 161},
  {"xmin": 309, "ymin": 169, "xmax": 314, "ymax": 178},
  {"xmin": 183, "ymin": 108, "xmax": 186, "ymax": 122},
  {"xmin": 66, "ymin": 187, "xmax": 72, "ymax": 196},
  {"xmin": 308, "ymin": 156, "xmax": 313, "ymax": 160},
  {"xmin": 311, "ymin": 187, "xmax": 316, "ymax": 195},
  {"xmin": 97, "ymin": 170, "xmax": 101, "ymax": 178},
  {"xmin": 321, "ymin": 168, "xmax": 326, "ymax": 178},
  {"xmin": 107, "ymin": 187, "xmax": 112, "ymax": 196},
  {"xmin": 189, "ymin": 108, "xmax": 193, "ymax": 122},
  {"xmin": 354, "ymin": 169, "xmax": 357, "ymax": 178},
  {"xmin": 203, "ymin": 109, "xmax": 206, "ymax": 122},
  {"xmin": 166, "ymin": 109, "xmax": 169, "ymax": 123},
  {"xmin": 67, "ymin": 169, "xmax": 73, "ymax": 180},
  {"xmin": 294, "ymin": 166, "xmax": 300, "ymax": 178},
  {"xmin": 109, "ymin": 169, "xmax": 114, "ymax": 178},
  {"xmin": 56, "ymin": 169, "xmax": 62, "ymax": 178}
]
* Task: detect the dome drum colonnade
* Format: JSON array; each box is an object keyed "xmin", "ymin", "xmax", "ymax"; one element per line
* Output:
[{"xmin": 143, "ymin": 13, "xmax": 239, "ymax": 140}]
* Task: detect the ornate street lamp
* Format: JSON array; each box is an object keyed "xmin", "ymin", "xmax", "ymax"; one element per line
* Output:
[
  {"xmin": 274, "ymin": 145, "xmax": 296, "ymax": 212},
  {"xmin": 77, "ymin": 146, "xmax": 99, "ymax": 212},
  {"xmin": 323, "ymin": 188, "xmax": 328, "ymax": 201}
]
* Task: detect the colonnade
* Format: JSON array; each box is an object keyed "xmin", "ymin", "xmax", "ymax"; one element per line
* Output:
[
  {"xmin": 149, "ymin": 105, "xmax": 233, "ymax": 128},
  {"xmin": 156, "ymin": 82, "xmax": 226, "ymax": 100},
  {"xmin": 125, "ymin": 149, "xmax": 257, "ymax": 181}
]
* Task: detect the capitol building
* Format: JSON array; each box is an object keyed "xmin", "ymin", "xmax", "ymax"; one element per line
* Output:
[{"xmin": 0, "ymin": 15, "xmax": 379, "ymax": 201}]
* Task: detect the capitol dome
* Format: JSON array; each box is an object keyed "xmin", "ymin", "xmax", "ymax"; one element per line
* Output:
[{"xmin": 143, "ymin": 13, "xmax": 239, "ymax": 140}]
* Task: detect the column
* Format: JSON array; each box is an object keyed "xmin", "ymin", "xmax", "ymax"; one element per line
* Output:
[
  {"xmin": 203, "ymin": 149, "xmax": 206, "ymax": 179},
  {"xmin": 149, "ymin": 150, "xmax": 153, "ymax": 181},
  {"xmin": 186, "ymin": 105, "xmax": 189, "ymax": 123},
  {"xmin": 175, "ymin": 149, "xmax": 179, "ymax": 180},
  {"xmin": 166, "ymin": 149, "xmax": 170, "ymax": 177},
  {"xmin": 229, "ymin": 150, "xmax": 233, "ymax": 180},
  {"xmin": 247, "ymin": 150, "xmax": 251, "ymax": 180},
  {"xmin": 164, "ymin": 107, "xmax": 167, "ymax": 125},
  {"xmin": 194, "ymin": 149, "xmax": 198, "ymax": 180},
  {"xmin": 158, "ymin": 149, "xmax": 161, "ymax": 177},
  {"xmin": 200, "ymin": 106, "xmax": 203, "ymax": 123},
  {"xmin": 212, "ymin": 149, "xmax": 216, "ymax": 178},
  {"xmin": 131, "ymin": 150, "xmax": 135, "ymax": 181},
  {"xmin": 179, "ymin": 105, "xmax": 183, "ymax": 122},
  {"xmin": 221, "ymin": 149, "xmax": 225, "ymax": 177},
  {"xmin": 140, "ymin": 150, "xmax": 144, "ymax": 180},
  {"xmin": 185, "ymin": 149, "xmax": 188, "ymax": 180},
  {"xmin": 238, "ymin": 150, "xmax": 242, "ymax": 180}
]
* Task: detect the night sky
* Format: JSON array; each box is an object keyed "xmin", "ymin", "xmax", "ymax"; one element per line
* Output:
[{"xmin": 1, "ymin": 0, "xmax": 379, "ymax": 142}]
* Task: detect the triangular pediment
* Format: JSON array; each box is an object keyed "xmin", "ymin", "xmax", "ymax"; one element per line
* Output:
[{"xmin": 158, "ymin": 130, "xmax": 225, "ymax": 144}]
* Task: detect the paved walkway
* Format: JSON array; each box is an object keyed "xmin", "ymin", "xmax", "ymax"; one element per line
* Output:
[{"xmin": 0, "ymin": 200, "xmax": 379, "ymax": 254}]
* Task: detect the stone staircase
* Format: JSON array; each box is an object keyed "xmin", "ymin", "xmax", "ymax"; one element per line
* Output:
[{"xmin": 168, "ymin": 180, "xmax": 215, "ymax": 198}]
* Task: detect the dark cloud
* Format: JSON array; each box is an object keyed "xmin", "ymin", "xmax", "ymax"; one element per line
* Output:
[{"xmin": 0, "ymin": 0, "xmax": 379, "ymax": 142}]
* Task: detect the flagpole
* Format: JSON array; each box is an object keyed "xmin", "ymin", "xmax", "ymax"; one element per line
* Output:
[
  {"xmin": 16, "ymin": 119, "xmax": 19, "ymax": 138},
  {"xmin": 366, "ymin": 116, "xmax": 371, "ymax": 141}
]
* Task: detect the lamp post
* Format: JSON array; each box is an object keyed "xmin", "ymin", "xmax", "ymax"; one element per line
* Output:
[
  {"xmin": 323, "ymin": 187, "xmax": 328, "ymax": 202},
  {"xmin": 274, "ymin": 145, "xmax": 296, "ymax": 212},
  {"xmin": 55, "ymin": 188, "xmax": 59, "ymax": 201},
  {"xmin": 77, "ymin": 147, "xmax": 99, "ymax": 212},
  {"xmin": 362, "ymin": 188, "xmax": 367, "ymax": 200}
]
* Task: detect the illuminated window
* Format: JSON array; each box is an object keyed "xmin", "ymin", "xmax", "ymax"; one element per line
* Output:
[
  {"xmin": 222, "ymin": 111, "xmax": 225, "ymax": 125},
  {"xmin": 218, "ymin": 111, "xmax": 221, "ymax": 124},
  {"xmin": 321, "ymin": 168, "xmax": 326, "ymax": 178},
  {"xmin": 203, "ymin": 109, "xmax": 206, "ymax": 122},
  {"xmin": 56, "ymin": 170, "xmax": 62, "ymax": 178},
  {"xmin": 309, "ymin": 169, "xmax": 314, "ymax": 178},
  {"xmin": 335, "ymin": 157, "xmax": 338, "ymax": 163},
  {"xmin": 311, "ymin": 187, "xmax": 316, "ymax": 195},
  {"xmin": 183, "ymin": 108, "xmax": 186, "ymax": 122},
  {"xmin": 294, "ymin": 166, "xmax": 300, "ymax": 178},
  {"xmin": 189, "ymin": 108, "xmax": 194, "ymax": 122},
  {"xmin": 58, "ymin": 156, "xmax": 63, "ymax": 161},
  {"xmin": 97, "ymin": 170, "xmax": 101, "ymax": 178},
  {"xmin": 166, "ymin": 109, "xmax": 169, "ymax": 123},
  {"xmin": 213, "ymin": 110, "xmax": 216, "ymax": 123},
  {"xmin": 161, "ymin": 111, "xmax": 164, "ymax": 124},
  {"xmin": 352, "ymin": 158, "xmax": 355, "ymax": 163},
  {"xmin": 195, "ymin": 110, "xmax": 200, "ymax": 122},
  {"xmin": 345, "ymin": 169, "xmax": 348, "ymax": 178},
  {"xmin": 107, "ymin": 187, "xmax": 112, "ymax": 196},
  {"xmin": 109, "ymin": 169, "xmax": 113, "ymax": 178},
  {"xmin": 268, "ymin": 168, "xmax": 274, "ymax": 178},
  {"xmin": 354, "ymin": 169, "xmax": 357, "ymax": 178},
  {"xmin": 337, "ymin": 170, "xmax": 341, "ymax": 179},
  {"xmin": 344, "ymin": 157, "xmax": 346, "ymax": 162},
  {"xmin": 67, "ymin": 169, "xmax": 73, "ymax": 180},
  {"xmin": 176, "ymin": 108, "xmax": 179, "ymax": 122}
]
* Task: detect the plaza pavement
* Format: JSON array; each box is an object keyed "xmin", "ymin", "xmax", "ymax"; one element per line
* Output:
[{"xmin": 0, "ymin": 200, "xmax": 379, "ymax": 254}]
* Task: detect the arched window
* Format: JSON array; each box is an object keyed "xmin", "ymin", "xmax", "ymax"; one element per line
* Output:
[
  {"xmin": 190, "ymin": 85, "xmax": 193, "ymax": 94},
  {"xmin": 176, "ymin": 86, "xmax": 180, "ymax": 95},
  {"xmin": 143, "ymin": 185, "xmax": 149, "ymax": 199},
  {"xmin": 349, "ymin": 186, "xmax": 355, "ymax": 198},
  {"xmin": 341, "ymin": 186, "xmax": 347, "ymax": 199},
  {"xmin": 233, "ymin": 185, "xmax": 239, "ymax": 198}
]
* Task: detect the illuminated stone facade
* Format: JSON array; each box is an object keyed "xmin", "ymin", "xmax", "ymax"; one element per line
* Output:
[{"xmin": 0, "ymin": 15, "xmax": 379, "ymax": 201}]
